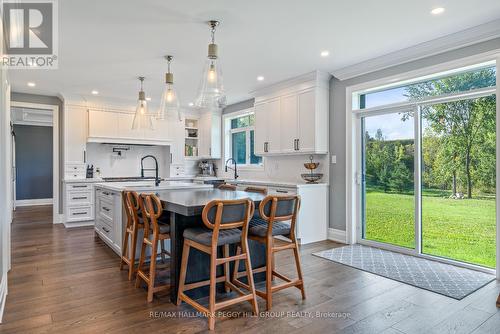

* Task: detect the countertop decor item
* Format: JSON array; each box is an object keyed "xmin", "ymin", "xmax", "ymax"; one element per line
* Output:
[{"xmin": 301, "ymin": 155, "xmax": 323, "ymax": 183}]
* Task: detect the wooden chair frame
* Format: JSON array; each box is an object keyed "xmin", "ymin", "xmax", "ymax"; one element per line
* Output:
[
  {"xmin": 135, "ymin": 193, "xmax": 171, "ymax": 302},
  {"xmin": 217, "ymin": 183, "xmax": 237, "ymax": 191},
  {"xmin": 176, "ymin": 198, "xmax": 259, "ymax": 331},
  {"xmin": 120, "ymin": 191, "xmax": 143, "ymax": 280},
  {"xmin": 232, "ymin": 195, "xmax": 305, "ymax": 311}
]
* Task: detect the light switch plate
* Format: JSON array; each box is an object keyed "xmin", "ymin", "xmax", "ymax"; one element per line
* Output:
[{"xmin": 331, "ymin": 155, "xmax": 337, "ymax": 164}]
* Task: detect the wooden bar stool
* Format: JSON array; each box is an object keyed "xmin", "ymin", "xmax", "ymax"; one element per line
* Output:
[
  {"xmin": 135, "ymin": 193, "xmax": 171, "ymax": 302},
  {"xmin": 244, "ymin": 186, "xmax": 267, "ymax": 195},
  {"xmin": 120, "ymin": 190, "xmax": 143, "ymax": 280},
  {"xmin": 218, "ymin": 183, "xmax": 237, "ymax": 191},
  {"xmin": 176, "ymin": 199, "xmax": 258, "ymax": 331},
  {"xmin": 233, "ymin": 195, "xmax": 305, "ymax": 310}
]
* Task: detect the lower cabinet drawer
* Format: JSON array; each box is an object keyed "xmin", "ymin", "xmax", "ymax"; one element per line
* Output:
[
  {"xmin": 67, "ymin": 190, "xmax": 93, "ymax": 205},
  {"xmin": 98, "ymin": 199, "xmax": 114, "ymax": 220},
  {"xmin": 95, "ymin": 219, "xmax": 113, "ymax": 243},
  {"xmin": 66, "ymin": 205, "xmax": 94, "ymax": 222}
]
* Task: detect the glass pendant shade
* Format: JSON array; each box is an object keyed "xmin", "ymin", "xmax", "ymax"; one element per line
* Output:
[
  {"xmin": 157, "ymin": 55, "xmax": 181, "ymax": 120},
  {"xmin": 195, "ymin": 20, "xmax": 226, "ymax": 109},
  {"xmin": 132, "ymin": 77, "xmax": 154, "ymax": 130}
]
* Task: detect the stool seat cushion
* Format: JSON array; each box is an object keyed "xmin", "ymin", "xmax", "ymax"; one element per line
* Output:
[
  {"xmin": 183, "ymin": 227, "xmax": 242, "ymax": 246},
  {"xmin": 249, "ymin": 217, "xmax": 291, "ymax": 237},
  {"xmin": 158, "ymin": 223, "xmax": 170, "ymax": 234}
]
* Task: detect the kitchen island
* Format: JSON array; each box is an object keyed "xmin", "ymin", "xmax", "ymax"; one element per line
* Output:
[{"xmin": 93, "ymin": 181, "xmax": 212, "ymax": 255}]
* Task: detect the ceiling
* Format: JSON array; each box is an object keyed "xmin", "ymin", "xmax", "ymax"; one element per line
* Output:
[{"xmin": 8, "ymin": 0, "xmax": 500, "ymax": 109}]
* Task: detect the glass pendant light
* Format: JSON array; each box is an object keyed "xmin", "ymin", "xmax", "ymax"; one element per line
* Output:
[
  {"xmin": 158, "ymin": 55, "xmax": 181, "ymax": 120},
  {"xmin": 195, "ymin": 20, "xmax": 226, "ymax": 109},
  {"xmin": 132, "ymin": 76, "xmax": 154, "ymax": 130}
]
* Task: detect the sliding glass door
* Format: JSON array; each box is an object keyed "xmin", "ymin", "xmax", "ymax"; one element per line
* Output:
[
  {"xmin": 357, "ymin": 61, "xmax": 497, "ymax": 270},
  {"xmin": 362, "ymin": 111, "xmax": 415, "ymax": 249}
]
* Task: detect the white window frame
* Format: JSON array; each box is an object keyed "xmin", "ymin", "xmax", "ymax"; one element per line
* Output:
[
  {"xmin": 345, "ymin": 50, "xmax": 500, "ymax": 276},
  {"xmin": 223, "ymin": 108, "xmax": 264, "ymax": 170}
]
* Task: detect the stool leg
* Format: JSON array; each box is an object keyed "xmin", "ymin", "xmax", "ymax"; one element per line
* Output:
[
  {"xmin": 135, "ymin": 239, "xmax": 147, "ymax": 288},
  {"xmin": 160, "ymin": 240, "xmax": 167, "ymax": 263},
  {"xmin": 208, "ymin": 251, "xmax": 217, "ymax": 330},
  {"xmin": 292, "ymin": 240, "xmax": 306, "ymax": 300},
  {"xmin": 223, "ymin": 245, "xmax": 230, "ymax": 293},
  {"xmin": 265, "ymin": 238, "xmax": 273, "ymax": 311},
  {"xmin": 232, "ymin": 245, "xmax": 241, "ymax": 282},
  {"xmin": 120, "ymin": 229, "xmax": 130, "ymax": 271},
  {"xmin": 147, "ymin": 238, "xmax": 158, "ymax": 303},
  {"xmin": 242, "ymin": 239, "xmax": 259, "ymax": 315},
  {"xmin": 129, "ymin": 227, "xmax": 139, "ymax": 281},
  {"xmin": 176, "ymin": 242, "xmax": 190, "ymax": 306}
]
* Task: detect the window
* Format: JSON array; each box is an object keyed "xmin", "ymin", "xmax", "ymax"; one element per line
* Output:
[{"xmin": 225, "ymin": 112, "xmax": 262, "ymax": 167}]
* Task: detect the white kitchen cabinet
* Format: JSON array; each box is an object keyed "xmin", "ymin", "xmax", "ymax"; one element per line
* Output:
[
  {"xmin": 63, "ymin": 181, "xmax": 96, "ymax": 228},
  {"xmin": 198, "ymin": 111, "xmax": 221, "ymax": 159},
  {"xmin": 64, "ymin": 104, "xmax": 88, "ymax": 163},
  {"xmin": 252, "ymin": 71, "xmax": 330, "ymax": 156},
  {"xmin": 87, "ymin": 109, "xmax": 173, "ymax": 145},
  {"xmin": 168, "ymin": 115, "xmax": 185, "ymax": 165},
  {"xmin": 254, "ymin": 98, "xmax": 280, "ymax": 155}
]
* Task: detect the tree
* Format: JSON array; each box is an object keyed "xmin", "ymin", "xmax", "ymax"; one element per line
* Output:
[{"xmin": 405, "ymin": 68, "xmax": 496, "ymax": 198}]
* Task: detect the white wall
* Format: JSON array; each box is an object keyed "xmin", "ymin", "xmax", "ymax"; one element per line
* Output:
[{"xmin": 86, "ymin": 143, "xmax": 170, "ymax": 178}]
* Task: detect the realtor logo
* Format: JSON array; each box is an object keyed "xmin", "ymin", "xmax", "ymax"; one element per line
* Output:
[{"xmin": 2, "ymin": 0, "xmax": 58, "ymax": 68}]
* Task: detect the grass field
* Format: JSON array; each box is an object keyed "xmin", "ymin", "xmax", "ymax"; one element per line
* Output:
[{"xmin": 365, "ymin": 189, "xmax": 496, "ymax": 268}]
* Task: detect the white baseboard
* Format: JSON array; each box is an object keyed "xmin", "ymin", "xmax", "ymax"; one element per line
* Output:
[
  {"xmin": 15, "ymin": 198, "xmax": 53, "ymax": 207},
  {"xmin": 328, "ymin": 228, "xmax": 347, "ymax": 244},
  {"xmin": 63, "ymin": 221, "xmax": 95, "ymax": 228},
  {"xmin": 53, "ymin": 214, "xmax": 64, "ymax": 224},
  {"xmin": 0, "ymin": 274, "xmax": 7, "ymax": 323}
]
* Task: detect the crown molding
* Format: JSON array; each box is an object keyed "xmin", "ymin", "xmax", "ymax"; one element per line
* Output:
[{"xmin": 331, "ymin": 19, "xmax": 500, "ymax": 81}]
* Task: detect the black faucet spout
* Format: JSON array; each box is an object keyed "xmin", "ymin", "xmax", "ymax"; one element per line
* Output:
[{"xmin": 140, "ymin": 155, "xmax": 161, "ymax": 186}]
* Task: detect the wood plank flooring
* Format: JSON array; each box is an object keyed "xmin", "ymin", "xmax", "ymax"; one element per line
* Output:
[{"xmin": 1, "ymin": 205, "xmax": 500, "ymax": 333}]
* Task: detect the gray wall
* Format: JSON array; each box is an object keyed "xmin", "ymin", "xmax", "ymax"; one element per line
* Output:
[
  {"xmin": 14, "ymin": 125, "xmax": 53, "ymax": 200},
  {"xmin": 223, "ymin": 98, "xmax": 255, "ymax": 114},
  {"xmin": 329, "ymin": 37, "xmax": 500, "ymax": 231},
  {"xmin": 11, "ymin": 93, "xmax": 64, "ymax": 213}
]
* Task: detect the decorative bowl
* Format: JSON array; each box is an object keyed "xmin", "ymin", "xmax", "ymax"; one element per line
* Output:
[{"xmin": 301, "ymin": 173, "xmax": 323, "ymax": 184}]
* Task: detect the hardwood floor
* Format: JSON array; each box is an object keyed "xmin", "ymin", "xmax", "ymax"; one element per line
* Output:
[{"xmin": 1, "ymin": 205, "xmax": 500, "ymax": 333}]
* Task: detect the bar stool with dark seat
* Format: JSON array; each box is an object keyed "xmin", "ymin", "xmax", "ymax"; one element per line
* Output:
[
  {"xmin": 176, "ymin": 198, "xmax": 259, "ymax": 331},
  {"xmin": 120, "ymin": 190, "xmax": 143, "ymax": 280},
  {"xmin": 233, "ymin": 195, "xmax": 305, "ymax": 310},
  {"xmin": 135, "ymin": 193, "xmax": 171, "ymax": 302}
]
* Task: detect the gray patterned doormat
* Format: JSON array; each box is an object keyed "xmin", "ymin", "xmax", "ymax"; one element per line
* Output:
[{"xmin": 313, "ymin": 244, "xmax": 494, "ymax": 300}]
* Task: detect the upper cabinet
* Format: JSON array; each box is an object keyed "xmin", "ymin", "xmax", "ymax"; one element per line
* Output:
[
  {"xmin": 252, "ymin": 71, "xmax": 330, "ymax": 156},
  {"xmin": 198, "ymin": 110, "xmax": 221, "ymax": 159},
  {"xmin": 87, "ymin": 109, "xmax": 172, "ymax": 145},
  {"xmin": 64, "ymin": 104, "xmax": 88, "ymax": 163}
]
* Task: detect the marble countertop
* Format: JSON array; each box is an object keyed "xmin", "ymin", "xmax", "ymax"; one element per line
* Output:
[
  {"xmin": 94, "ymin": 181, "xmax": 213, "ymax": 192},
  {"xmin": 223, "ymin": 179, "xmax": 329, "ymax": 188},
  {"xmin": 63, "ymin": 178, "xmax": 103, "ymax": 183}
]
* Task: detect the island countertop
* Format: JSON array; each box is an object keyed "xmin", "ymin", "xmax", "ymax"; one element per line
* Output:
[{"xmin": 94, "ymin": 181, "xmax": 213, "ymax": 192}]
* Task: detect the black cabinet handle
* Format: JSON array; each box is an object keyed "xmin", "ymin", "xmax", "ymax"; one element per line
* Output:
[
  {"xmin": 102, "ymin": 226, "xmax": 110, "ymax": 233},
  {"xmin": 73, "ymin": 211, "xmax": 88, "ymax": 215},
  {"xmin": 102, "ymin": 191, "xmax": 110, "ymax": 195},
  {"xmin": 102, "ymin": 207, "xmax": 110, "ymax": 212},
  {"xmin": 296, "ymin": 139, "xmax": 300, "ymax": 151},
  {"xmin": 73, "ymin": 185, "xmax": 87, "ymax": 188},
  {"xmin": 72, "ymin": 196, "xmax": 87, "ymax": 200},
  {"xmin": 276, "ymin": 189, "xmax": 288, "ymax": 193}
]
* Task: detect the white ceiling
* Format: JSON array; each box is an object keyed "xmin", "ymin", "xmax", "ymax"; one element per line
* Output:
[{"xmin": 8, "ymin": 0, "xmax": 500, "ymax": 109}]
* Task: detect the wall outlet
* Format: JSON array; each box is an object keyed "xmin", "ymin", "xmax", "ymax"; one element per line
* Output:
[{"xmin": 331, "ymin": 155, "xmax": 337, "ymax": 164}]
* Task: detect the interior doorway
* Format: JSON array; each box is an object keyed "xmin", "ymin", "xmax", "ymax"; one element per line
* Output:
[{"xmin": 10, "ymin": 102, "xmax": 59, "ymax": 223}]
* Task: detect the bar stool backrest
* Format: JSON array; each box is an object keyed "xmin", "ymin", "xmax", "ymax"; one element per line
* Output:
[
  {"xmin": 259, "ymin": 195, "xmax": 301, "ymax": 237},
  {"xmin": 123, "ymin": 190, "xmax": 140, "ymax": 228},
  {"xmin": 202, "ymin": 199, "xmax": 254, "ymax": 245},
  {"xmin": 139, "ymin": 193, "xmax": 164, "ymax": 237}
]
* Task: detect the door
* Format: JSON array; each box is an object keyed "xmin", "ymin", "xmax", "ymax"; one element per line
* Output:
[
  {"xmin": 298, "ymin": 89, "xmax": 316, "ymax": 152},
  {"xmin": 280, "ymin": 94, "xmax": 298, "ymax": 153},
  {"xmin": 361, "ymin": 110, "xmax": 416, "ymax": 249},
  {"xmin": 11, "ymin": 124, "xmax": 16, "ymax": 210}
]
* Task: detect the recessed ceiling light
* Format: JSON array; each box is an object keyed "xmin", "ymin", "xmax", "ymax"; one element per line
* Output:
[
  {"xmin": 91, "ymin": 90, "xmax": 99, "ymax": 95},
  {"xmin": 27, "ymin": 82, "xmax": 36, "ymax": 87},
  {"xmin": 257, "ymin": 76, "xmax": 265, "ymax": 81},
  {"xmin": 320, "ymin": 50, "xmax": 330, "ymax": 57},
  {"xmin": 146, "ymin": 97, "xmax": 152, "ymax": 101},
  {"xmin": 188, "ymin": 102, "xmax": 194, "ymax": 107},
  {"xmin": 431, "ymin": 7, "xmax": 445, "ymax": 15}
]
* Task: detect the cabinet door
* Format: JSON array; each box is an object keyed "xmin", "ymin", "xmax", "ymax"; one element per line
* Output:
[
  {"xmin": 198, "ymin": 112, "xmax": 211, "ymax": 157},
  {"xmin": 297, "ymin": 89, "xmax": 316, "ymax": 152},
  {"xmin": 146, "ymin": 118, "xmax": 171, "ymax": 141},
  {"xmin": 88, "ymin": 110, "xmax": 119, "ymax": 139},
  {"xmin": 280, "ymin": 94, "xmax": 298, "ymax": 153},
  {"xmin": 266, "ymin": 98, "xmax": 281, "ymax": 154},
  {"xmin": 65, "ymin": 105, "xmax": 88, "ymax": 163},
  {"xmin": 254, "ymin": 103, "xmax": 267, "ymax": 155},
  {"xmin": 209, "ymin": 112, "xmax": 221, "ymax": 159},
  {"xmin": 168, "ymin": 115, "xmax": 185, "ymax": 164}
]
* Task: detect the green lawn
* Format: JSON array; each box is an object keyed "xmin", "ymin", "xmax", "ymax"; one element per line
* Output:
[{"xmin": 365, "ymin": 189, "xmax": 496, "ymax": 268}]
